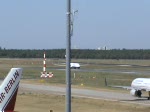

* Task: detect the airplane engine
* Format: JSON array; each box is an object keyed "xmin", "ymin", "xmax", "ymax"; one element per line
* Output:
[{"xmin": 130, "ymin": 89, "xmax": 142, "ymax": 97}]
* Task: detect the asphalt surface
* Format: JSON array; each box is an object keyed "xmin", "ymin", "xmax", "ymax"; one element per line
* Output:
[
  {"xmin": 54, "ymin": 68, "xmax": 150, "ymax": 75},
  {"xmin": 20, "ymin": 83, "xmax": 150, "ymax": 106}
]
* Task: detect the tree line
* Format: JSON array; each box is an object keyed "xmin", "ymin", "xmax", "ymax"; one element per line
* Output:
[{"xmin": 0, "ymin": 49, "xmax": 150, "ymax": 59}]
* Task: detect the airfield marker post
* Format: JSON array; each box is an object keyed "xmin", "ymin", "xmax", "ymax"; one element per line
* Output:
[
  {"xmin": 74, "ymin": 73, "xmax": 76, "ymax": 78},
  {"xmin": 105, "ymin": 77, "xmax": 108, "ymax": 86}
]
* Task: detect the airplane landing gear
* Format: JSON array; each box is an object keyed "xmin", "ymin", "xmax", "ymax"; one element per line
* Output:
[{"xmin": 148, "ymin": 91, "xmax": 150, "ymax": 100}]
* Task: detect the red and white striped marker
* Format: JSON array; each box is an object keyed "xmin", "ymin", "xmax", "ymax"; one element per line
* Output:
[
  {"xmin": 43, "ymin": 52, "xmax": 46, "ymax": 73},
  {"xmin": 41, "ymin": 52, "xmax": 54, "ymax": 78}
]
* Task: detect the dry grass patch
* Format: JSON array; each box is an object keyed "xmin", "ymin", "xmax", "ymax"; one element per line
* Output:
[{"xmin": 15, "ymin": 93, "xmax": 150, "ymax": 112}]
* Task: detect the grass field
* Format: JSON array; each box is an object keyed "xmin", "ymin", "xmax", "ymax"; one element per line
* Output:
[
  {"xmin": 1, "ymin": 58, "xmax": 150, "ymax": 87},
  {"xmin": 1, "ymin": 58, "xmax": 150, "ymax": 112},
  {"xmin": 16, "ymin": 92, "xmax": 150, "ymax": 112}
]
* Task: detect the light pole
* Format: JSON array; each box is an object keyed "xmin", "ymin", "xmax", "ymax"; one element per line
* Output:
[
  {"xmin": 66, "ymin": 1, "xmax": 78, "ymax": 112},
  {"xmin": 66, "ymin": 0, "xmax": 71, "ymax": 112}
]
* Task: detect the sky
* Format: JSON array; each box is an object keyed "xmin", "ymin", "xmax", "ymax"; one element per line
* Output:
[{"xmin": 0, "ymin": 0, "xmax": 150, "ymax": 49}]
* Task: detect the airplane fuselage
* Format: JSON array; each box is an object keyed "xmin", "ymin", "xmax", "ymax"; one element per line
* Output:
[{"xmin": 131, "ymin": 78, "xmax": 150, "ymax": 91}]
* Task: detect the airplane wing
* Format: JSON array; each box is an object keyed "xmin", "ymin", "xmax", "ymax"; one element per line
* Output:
[
  {"xmin": 110, "ymin": 85, "xmax": 150, "ymax": 91},
  {"xmin": 109, "ymin": 85, "xmax": 133, "ymax": 90}
]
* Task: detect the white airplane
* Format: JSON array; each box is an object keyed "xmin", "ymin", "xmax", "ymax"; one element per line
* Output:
[
  {"xmin": 70, "ymin": 63, "xmax": 80, "ymax": 69},
  {"xmin": 112, "ymin": 78, "xmax": 150, "ymax": 100},
  {"xmin": 0, "ymin": 68, "xmax": 23, "ymax": 112}
]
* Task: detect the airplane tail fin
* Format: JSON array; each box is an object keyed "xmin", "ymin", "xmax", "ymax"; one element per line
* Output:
[{"xmin": 0, "ymin": 68, "xmax": 23, "ymax": 112}]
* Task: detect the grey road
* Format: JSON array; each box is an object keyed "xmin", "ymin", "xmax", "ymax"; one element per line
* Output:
[{"xmin": 20, "ymin": 83, "xmax": 150, "ymax": 106}]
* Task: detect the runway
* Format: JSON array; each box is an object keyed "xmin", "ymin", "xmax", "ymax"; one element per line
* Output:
[
  {"xmin": 20, "ymin": 83, "xmax": 150, "ymax": 106},
  {"xmin": 53, "ymin": 68, "xmax": 150, "ymax": 75},
  {"xmin": 53, "ymin": 63, "xmax": 150, "ymax": 75}
]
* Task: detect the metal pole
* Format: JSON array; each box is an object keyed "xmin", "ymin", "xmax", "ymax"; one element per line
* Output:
[{"xmin": 66, "ymin": 0, "xmax": 71, "ymax": 112}]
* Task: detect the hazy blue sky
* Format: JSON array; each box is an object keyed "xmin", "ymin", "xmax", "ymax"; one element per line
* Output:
[{"xmin": 0, "ymin": 0, "xmax": 150, "ymax": 49}]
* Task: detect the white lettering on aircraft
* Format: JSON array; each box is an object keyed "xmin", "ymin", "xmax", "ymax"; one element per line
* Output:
[{"xmin": 0, "ymin": 70, "xmax": 19, "ymax": 103}]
